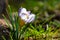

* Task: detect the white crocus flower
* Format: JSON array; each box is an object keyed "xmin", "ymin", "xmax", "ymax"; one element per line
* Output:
[{"xmin": 18, "ymin": 8, "xmax": 35, "ymax": 24}]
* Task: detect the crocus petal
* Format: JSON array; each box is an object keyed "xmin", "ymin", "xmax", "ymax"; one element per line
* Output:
[
  {"xmin": 18, "ymin": 8, "xmax": 26, "ymax": 15},
  {"xmin": 20, "ymin": 8, "xmax": 27, "ymax": 13},
  {"xmin": 19, "ymin": 8, "xmax": 30, "ymax": 17},
  {"xmin": 20, "ymin": 15, "xmax": 28, "ymax": 21},
  {"xmin": 25, "ymin": 14, "xmax": 35, "ymax": 23},
  {"xmin": 18, "ymin": 8, "xmax": 35, "ymax": 24}
]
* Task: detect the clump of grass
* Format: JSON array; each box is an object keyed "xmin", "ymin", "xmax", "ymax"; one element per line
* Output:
[{"xmin": 3, "ymin": 5, "xmax": 30, "ymax": 40}]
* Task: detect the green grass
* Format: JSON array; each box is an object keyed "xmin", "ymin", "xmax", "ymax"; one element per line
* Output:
[{"xmin": 3, "ymin": 0, "xmax": 60, "ymax": 40}]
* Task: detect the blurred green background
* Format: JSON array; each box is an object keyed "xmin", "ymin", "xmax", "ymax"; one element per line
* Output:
[{"xmin": 2, "ymin": 0, "xmax": 60, "ymax": 40}]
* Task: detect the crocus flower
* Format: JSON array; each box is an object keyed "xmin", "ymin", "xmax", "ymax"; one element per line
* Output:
[{"xmin": 18, "ymin": 8, "xmax": 35, "ymax": 24}]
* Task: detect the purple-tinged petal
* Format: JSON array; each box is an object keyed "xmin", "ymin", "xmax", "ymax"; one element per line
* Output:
[{"xmin": 25, "ymin": 14, "xmax": 35, "ymax": 23}]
